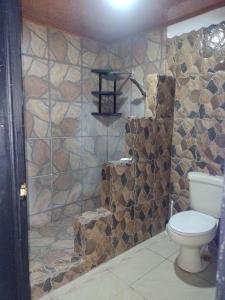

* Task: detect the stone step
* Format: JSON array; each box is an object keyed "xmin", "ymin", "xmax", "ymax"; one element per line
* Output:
[
  {"xmin": 30, "ymin": 217, "xmax": 86, "ymax": 299},
  {"xmin": 73, "ymin": 207, "xmax": 113, "ymax": 269}
]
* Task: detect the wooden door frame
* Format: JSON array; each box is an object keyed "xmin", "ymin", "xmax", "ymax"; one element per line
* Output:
[{"xmin": 0, "ymin": 0, "xmax": 30, "ymax": 299}]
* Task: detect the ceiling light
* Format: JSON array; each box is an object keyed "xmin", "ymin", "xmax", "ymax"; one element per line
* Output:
[{"xmin": 108, "ymin": 0, "xmax": 136, "ymax": 9}]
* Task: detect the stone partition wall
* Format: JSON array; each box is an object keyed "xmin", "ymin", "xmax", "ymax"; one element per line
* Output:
[
  {"xmin": 101, "ymin": 75, "xmax": 176, "ymax": 254},
  {"xmin": 166, "ymin": 22, "xmax": 225, "ymax": 212}
]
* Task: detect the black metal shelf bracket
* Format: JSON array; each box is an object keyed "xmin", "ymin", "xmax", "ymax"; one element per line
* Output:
[{"xmin": 90, "ymin": 68, "xmax": 146, "ymax": 116}]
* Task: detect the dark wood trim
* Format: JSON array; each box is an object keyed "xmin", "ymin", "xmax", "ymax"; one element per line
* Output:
[{"xmin": 0, "ymin": 0, "xmax": 30, "ymax": 299}]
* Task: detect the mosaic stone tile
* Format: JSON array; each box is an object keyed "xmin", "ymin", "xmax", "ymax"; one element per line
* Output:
[
  {"xmin": 198, "ymin": 72, "xmax": 225, "ymax": 119},
  {"xmin": 133, "ymin": 202, "xmax": 153, "ymax": 244},
  {"xmin": 165, "ymin": 37, "xmax": 177, "ymax": 77},
  {"xmin": 193, "ymin": 159, "xmax": 224, "ymax": 176},
  {"xmin": 112, "ymin": 205, "xmax": 135, "ymax": 255},
  {"xmin": 154, "ymin": 157, "xmax": 171, "ymax": 200},
  {"xmin": 82, "ymin": 168, "xmax": 102, "ymax": 200},
  {"xmin": 22, "ymin": 55, "xmax": 49, "ymax": 99},
  {"xmin": 107, "ymin": 116, "xmax": 127, "ymax": 137},
  {"xmin": 73, "ymin": 208, "xmax": 113, "ymax": 265},
  {"xmin": 52, "ymin": 138, "xmax": 82, "ymax": 173},
  {"xmin": 81, "ymin": 136, "xmax": 107, "ymax": 168},
  {"xmin": 100, "ymin": 164, "xmax": 111, "ymax": 211},
  {"xmin": 156, "ymin": 75, "xmax": 175, "ymax": 119},
  {"xmin": 52, "ymin": 172, "xmax": 83, "ymax": 208},
  {"xmin": 134, "ymin": 161, "xmax": 154, "ymax": 205},
  {"xmin": 30, "ymin": 216, "xmax": 85, "ymax": 299},
  {"xmin": 28, "ymin": 176, "xmax": 52, "ymax": 215},
  {"xmin": 22, "ymin": 20, "xmax": 48, "ymax": 59},
  {"xmin": 174, "ymin": 29, "xmax": 204, "ymax": 76},
  {"xmin": 108, "ymin": 136, "xmax": 125, "ymax": 161},
  {"xmin": 25, "ymin": 98, "xmax": 50, "ymax": 138},
  {"xmin": 196, "ymin": 118, "xmax": 225, "ymax": 168},
  {"xmin": 170, "ymin": 193, "xmax": 189, "ymax": 213},
  {"xmin": 171, "ymin": 118, "xmax": 199, "ymax": 160},
  {"xmin": 111, "ymin": 162, "xmax": 135, "ymax": 208},
  {"xmin": 48, "ymin": 28, "xmax": 81, "ymax": 65},
  {"xmin": 82, "ymin": 38, "xmax": 109, "ymax": 69},
  {"xmin": 175, "ymin": 75, "xmax": 201, "ymax": 119},
  {"xmin": 133, "ymin": 118, "xmax": 156, "ymax": 162},
  {"xmin": 145, "ymin": 74, "xmax": 158, "ymax": 118},
  {"xmin": 124, "ymin": 117, "xmax": 138, "ymax": 157},
  {"xmin": 170, "ymin": 158, "xmax": 194, "ymax": 198},
  {"xmin": 132, "ymin": 29, "xmax": 163, "ymax": 66},
  {"xmin": 51, "ymin": 101, "xmax": 81, "ymax": 137},
  {"xmin": 49, "ymin": 62, "xmax": 81, "ymax": 101},
  {"xmin": 156, "ymin": 118, "xmax": 174, "ymax": 158},
  {"xmin": 26, "ymin": 139, "xmax": 51, "ymax": 176}
]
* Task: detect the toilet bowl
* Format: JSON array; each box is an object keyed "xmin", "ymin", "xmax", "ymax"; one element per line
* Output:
[{"xmin": 167, "ymin": 172, "xmax": 223, "ymax": 273}]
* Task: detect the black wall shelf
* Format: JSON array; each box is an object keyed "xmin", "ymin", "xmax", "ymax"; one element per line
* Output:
[{"xmin": 91, "ymin": 69, "xmax": 129, "ymax": 116}]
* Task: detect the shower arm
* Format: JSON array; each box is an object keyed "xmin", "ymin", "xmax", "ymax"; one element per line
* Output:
[
  {"xmin": 118, "ymin": 74, "xmax": 146, "ymax": 98},
  {"xmin": 129, "ymin": 77, "xmax": 146, "ymax": 98}
]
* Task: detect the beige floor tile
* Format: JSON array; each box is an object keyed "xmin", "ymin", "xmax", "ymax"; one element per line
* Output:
[
  {"xmin": 111, "ymin": 287, "xmax": 146, "ymax": 300},
  {"xmin": 47, "ymin": 270, "xmax": 127, "ymax": 300},
  {"xmin": 132, "ymin": 260, "xmax": 216, "ymax": 300},
  {"xmin": 110, "ymin": 247, "xmax": 165, "ymax": 285},
  {"xmin": 141, "ymin": 231, "xmax": 179, "ymax": 258}
]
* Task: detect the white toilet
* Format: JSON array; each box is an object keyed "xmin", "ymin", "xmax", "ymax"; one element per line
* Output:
[{"xmin": 167, "ymin": 172, "xmax": 223, "ymax": 273}]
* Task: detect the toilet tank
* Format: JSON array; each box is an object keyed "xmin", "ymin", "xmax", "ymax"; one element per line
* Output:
[{"xmin": 188, "ymin": 172, "xmax": 224, "ymax": 218}]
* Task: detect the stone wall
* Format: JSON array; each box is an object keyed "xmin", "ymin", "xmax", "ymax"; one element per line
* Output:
[
  {"xmin": 21, "ymin": 19, "xmax": 167, "ymax": 226},
  {"xmin": 166, "ymin": 22, "xmax": 225, "ymax": 212},
  {"xmin": 101, "ymin": 75, "xmax": 175, "ymax": 255}
]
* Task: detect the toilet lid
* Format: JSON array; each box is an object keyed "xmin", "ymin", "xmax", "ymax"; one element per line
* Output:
[{"xmin": 169, "ymin": 210, "xmax": 217, "ymax": 236}]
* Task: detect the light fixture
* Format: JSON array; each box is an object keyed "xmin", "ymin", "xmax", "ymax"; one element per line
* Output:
[{"xmin": 108, "ymin": 0, "xmax": 136, "ymax": 9}]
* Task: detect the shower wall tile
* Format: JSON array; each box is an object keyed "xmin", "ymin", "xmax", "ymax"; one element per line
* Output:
[
  {"xmin": 82, "ymin": 37, "xmax": 109, "ymax": 69},
  {"xmin": 26, "ymin": 139, "xmax": 51, "ymax": 176},
  {"xmin": 51, "ymin": 101, "xmax": 81, "ymax": 137},
  {"xmin": 108, "ymin": 136, "xmax": 125, "ymax": 161},
  {"xmin": 28, "ymin": 176, "xmax": 52, "ymax": 215},
  {"xmin": 52, "ymin": 138, "xmax": 82, "ymax": 173},
  {"xmin": 25, "ymin": 98, "xmax": 50, "ymax": 138},
  {"xmin": 52, "ymin": 171, "xmax": 83, "ymax": 207},
  {"xmin": 48, "ymin": 28, "xmax": 81, "ymax": 65},
  {"xmin": 82, "ymin": 167, "xmax": 102, "ymax": 200},
  {"xmin": 81, "ymin": 102, "xmax": 108, "ymax": 136},
  {"xmin": 81, "ymin": 136, "xmax": 107, "ymax": 168},
  {"xmin": 22, "ymin": 56, "xmax": 49, "ymax": 99},
  {"xmin": 49, "ymin": 62, "xmax": 81, "ymax": 101},
  {"xmin": 156, "ymin": 76, "xmax": 175, "ymax": 119},
  {"xmin": 22, "ymin": 20, "xmax": 48, "ymax": 59}
]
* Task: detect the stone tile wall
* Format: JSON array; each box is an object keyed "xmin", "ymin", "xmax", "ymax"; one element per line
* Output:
[
  {"xmin": 22, "ymin": 19, "xmax": 167, "ymax": 226},
  {"xmin": 100, "ymin": 75, "xmax": 175, "ymax": 255},
  {"xmin": 166, "ymin": 22, "xmax": 225, "ymax": 212}
]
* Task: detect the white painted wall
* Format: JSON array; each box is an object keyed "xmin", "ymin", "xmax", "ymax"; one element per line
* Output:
[{"xmin": 167, "ymin": 6, "xmax": 225, "ymax": 38}]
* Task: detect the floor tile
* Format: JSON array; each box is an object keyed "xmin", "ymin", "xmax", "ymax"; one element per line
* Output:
[
  {"xmin": 141, "ymin": 231, "xmax": 179, "ymax": 258},
  {"xmin": 132, "ymin": 260, "xmax": 216, "ymax": 300},
  {"xmin": 111, "ymin": 287, "xmax": 146, "ymax": 300},
  {"xmin": 109, "ymin": 247, "xmax": 165, "ymax": 285}
]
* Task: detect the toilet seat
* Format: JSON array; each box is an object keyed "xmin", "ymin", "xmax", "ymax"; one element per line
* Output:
[{"xmin": 168, "ymin": 210, "xmax": 217, "ymax": 237}]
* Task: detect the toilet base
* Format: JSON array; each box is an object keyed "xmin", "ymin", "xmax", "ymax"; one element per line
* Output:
[{"xmin": 177, "ymin": 246, "xmax": 209, "ymax": 273}]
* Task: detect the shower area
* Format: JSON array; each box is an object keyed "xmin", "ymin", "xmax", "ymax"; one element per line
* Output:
[{"xmin": 22, "ymin": 19, "xmax": 174, "ymax": 299}]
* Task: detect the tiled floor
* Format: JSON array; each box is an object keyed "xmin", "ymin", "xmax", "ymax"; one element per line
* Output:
[{"xmin": 39, "ymin": 231, "xmax": 217, "ymax": 300}]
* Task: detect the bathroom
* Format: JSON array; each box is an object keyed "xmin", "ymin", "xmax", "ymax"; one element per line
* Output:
[{"xmin": 0, "ymin": 0, "xmax": 225, "ymax": 299}]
